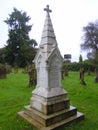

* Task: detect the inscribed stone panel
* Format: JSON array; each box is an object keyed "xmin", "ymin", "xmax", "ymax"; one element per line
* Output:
[{"xmin": 49, "ymin": 55, "xmax": 60, "ymax": 88}]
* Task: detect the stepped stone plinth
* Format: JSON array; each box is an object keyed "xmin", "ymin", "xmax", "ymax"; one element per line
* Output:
[{"xmin": 18, "ymin": 5, "xmax": 84, "ymax": 130}]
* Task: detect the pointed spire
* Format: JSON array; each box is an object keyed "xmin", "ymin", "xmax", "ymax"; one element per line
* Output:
[{"xmin": 40, "ymin": 5, "xmax": 57, "ymax": 46}]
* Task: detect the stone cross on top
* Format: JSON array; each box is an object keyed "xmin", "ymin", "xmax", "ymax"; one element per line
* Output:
[{"xmin": 44, "ymin": 5, "xmax": 52, "ymax": 14}]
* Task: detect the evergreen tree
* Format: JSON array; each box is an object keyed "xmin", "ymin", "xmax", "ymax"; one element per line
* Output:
[
  {"xmin": 79, "ymin": 54, "xmax": 83, "ymax": 62},
  {"xmin": 4, "ymin": 8, "xmax": 37, "ymax": 67}
]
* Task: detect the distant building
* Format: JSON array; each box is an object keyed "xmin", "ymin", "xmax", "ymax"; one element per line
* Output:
[{"xmin": 64, "ymin": 54, "xmax": 71, "ymax": 61}]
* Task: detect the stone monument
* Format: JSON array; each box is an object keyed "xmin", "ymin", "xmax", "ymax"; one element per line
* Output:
[{"xmin": 18, "ymin": 5, "xmax": 84, "ymax": 129}]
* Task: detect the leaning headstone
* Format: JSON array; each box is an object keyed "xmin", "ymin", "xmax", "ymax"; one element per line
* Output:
[
  {"xmin": 94, "ymin": 68, "xmax": 98, "ymax": 83},
  {"xmin": 0, "ymin": 64, "xmax": 6, "ymax": 78},
  {"xmin": 18, "ymin": 5, "xmax": 84, "ymax": 130},
  {"xmin": 28, "ymin": 64, "xmax": 37, "ymax": 87},
  {"xmin": 79, "ymin": 68, "xmax": 86, "ymax": 85}
]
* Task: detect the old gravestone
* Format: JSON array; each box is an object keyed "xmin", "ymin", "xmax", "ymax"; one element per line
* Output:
[
  {"xmin": 28, "ymin": 64, "xmax": 37, "ymax": 87},
  {"xmin": 18, "ymin": 5, "xmax": 84, "ymax": 129},
  {"xmin": 94, "ymin": 68, "xmax": 98, "ymax": 83},
  {"xmin": 5, "ymin": 64, "xmax": 12, "ymax": 74},
  {"xmin": 79, "ymin": 68, "xmax": 86, "ymax": 85},
  {"xmin": 0, "ymin": 64, "xmax": 6, "ymax": 78}
]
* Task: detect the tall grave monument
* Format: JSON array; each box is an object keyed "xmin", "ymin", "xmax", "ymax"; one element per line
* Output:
[{"xmin": 18, "ymin": 5, "xmax": 84, "ymax": 129}]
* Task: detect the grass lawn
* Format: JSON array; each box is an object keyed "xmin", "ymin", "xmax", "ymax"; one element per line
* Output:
[{"xmin": 0, "ymin": 70, "xmax": 98, "ymax": 130}]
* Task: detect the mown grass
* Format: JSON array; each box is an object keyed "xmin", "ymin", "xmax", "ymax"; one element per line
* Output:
[
  {"xmin": 0, "ymin": 70, "xmax": 98, "ymax": 130},
  {"xmin": 0, "ymin": 69, "xmax": 34, "ymax": 130},
  {"xmin": 62, "ymin": 71, "xmax": 98, "ymax": 130}
]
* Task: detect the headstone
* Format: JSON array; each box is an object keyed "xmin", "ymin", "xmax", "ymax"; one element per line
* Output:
[
  {"xmin": 18, "ymin": 5, "xmax": 84, "ymax": 129},
  {"xmin": 0, "ymin": 64, "xmax": 6, "ymax": 78},
  {"xmin": 94, "ymin": 68, "xmax": 98, "ymax": 83},
  {"xmin": 28, "ymin": 64, "xmax": 37, "ymax": 87},
  {"xmin": 79, "ymin": 68, "xmax": 86, "ymax": 85},
  {"xmin": 64, "ymin": 68, "xmax": 69, "ymax": 76},
  {"xmin": 5, "ymin": 64, "xmax": 12, "ymax": 74}
]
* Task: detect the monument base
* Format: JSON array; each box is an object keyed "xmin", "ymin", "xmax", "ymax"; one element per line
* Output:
[
  {"xmin": 18, "ymin": 89, "xmax": 84, "ymax": 129},
  {"xmin": 18, "ymin": 105, "xmax": 84, "ymax": 130}
]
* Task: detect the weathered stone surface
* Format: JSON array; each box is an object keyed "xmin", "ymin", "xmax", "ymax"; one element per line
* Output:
[
  {"xmin": 0, "ymin": 64, "xmax": 6, "ymax": 78},
  {"xmin": 18, "ymin": 110, "xmax": 84, "ymax": 130},
  {"xmin": 94, "ymin": 68, "xmax": 98, "ymax": 83},
  {"xmin": 18, "ymin": 5, "xmax": 84, "ymax": 130},
  {"xmin": 23, "ymin": 105, "xmax": 77, "ymax": 126},
  {"xmin": 30, "ymin": 95, "xmax": 69, "ymax": 114}
]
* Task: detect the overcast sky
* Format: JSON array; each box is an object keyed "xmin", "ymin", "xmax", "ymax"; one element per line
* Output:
[{"xmin": 1, "ymin": 0, "xmax": 98, "ymax": 61}]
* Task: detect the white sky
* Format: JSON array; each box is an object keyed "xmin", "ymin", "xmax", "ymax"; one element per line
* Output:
[{"xmin": 1, "ymin": 0, "xmax": 98, "ymax": 61}]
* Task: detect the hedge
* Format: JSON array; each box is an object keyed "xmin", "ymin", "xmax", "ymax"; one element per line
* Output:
[{"xmin": 63, "ymin": 62, "xmax": 97, "ymax": 72}]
